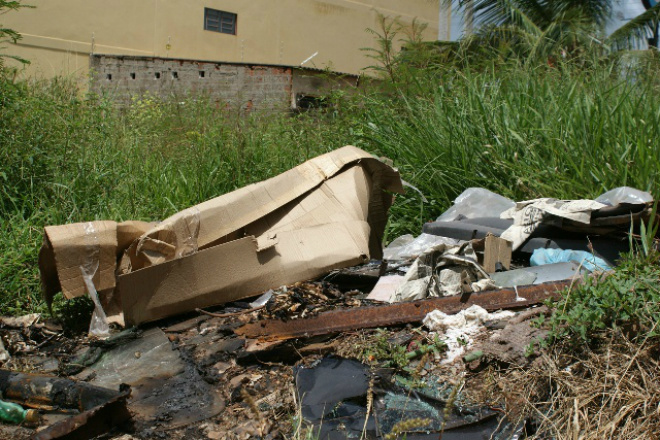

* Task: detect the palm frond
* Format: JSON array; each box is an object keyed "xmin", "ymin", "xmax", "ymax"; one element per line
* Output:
[
  {"xmin": 606, "ymin": 4, "xmax": 660, "ymax": 51},
  {"xmin": 469, "ymin": 0, "xmax": 543, "ymax": 36},
  {"xmin": 546, "ymin": 0, "xmax": 612, "ymax": 28}
]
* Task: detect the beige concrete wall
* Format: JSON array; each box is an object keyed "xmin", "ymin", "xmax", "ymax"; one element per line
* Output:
[{"xmin": 3, "ymin": 0, "xmax": 440, "ymax": 80}]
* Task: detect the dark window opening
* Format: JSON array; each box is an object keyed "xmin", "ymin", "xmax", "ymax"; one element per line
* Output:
[
  {"xmin": 172, "ymin": 71, "xmax": 178, "ymax": 79},
  {"xmin": 204, "ymin": 8, "xmax": 237, "ymax": 35},
  {"xmin": 106, "ymin": 73, "xmax": 112, "ymax": 81},
  {"xmin": 199, "ymin": 70, "xmax": 205, "ymax": 78},
  {"xmin": 154, "ymin": 72, "xmax": 161, "ymax": 79},
  {"xmin": 130, "ymin": 72, "xmax": 136, "ymax": 80},
  {"xmin": 295, "ymin": 94, "xmax": 328, "ymax": 112}
]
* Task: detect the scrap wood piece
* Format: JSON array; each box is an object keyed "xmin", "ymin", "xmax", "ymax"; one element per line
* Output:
[
  {"xmin": 32, "ymin": 392, "xmax": 131, "ymax": 440},
  {"xmin": 481, "ymin": 234, "xmax": 512, "ymax": 273},
  {"xmin": 235, "ymin": 280, "xmax": 573, "ymax": 341},
  {"xmin": 0, "ymin": 370, "xmax": 121, "ymax": 412}
]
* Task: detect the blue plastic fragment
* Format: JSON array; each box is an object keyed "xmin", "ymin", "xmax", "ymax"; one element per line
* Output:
[{"xmin": 530, "ymin": 248, "xmax": 613, "ymax": 272}]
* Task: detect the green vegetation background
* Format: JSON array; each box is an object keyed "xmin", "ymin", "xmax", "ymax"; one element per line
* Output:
[{"xmin": 2, "ymin": 43, "xmax": 660, "ymax": 317}]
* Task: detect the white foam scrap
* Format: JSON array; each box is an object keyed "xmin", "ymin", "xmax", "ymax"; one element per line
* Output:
[{"xmin": 423, "ymin": 305, "xmax": 515, "ymax": 363}]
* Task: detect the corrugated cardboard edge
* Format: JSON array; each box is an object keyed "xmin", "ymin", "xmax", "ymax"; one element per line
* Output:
[{"xmin": 130, "ymin": 145, "xmax": 403, "ymax": 269}]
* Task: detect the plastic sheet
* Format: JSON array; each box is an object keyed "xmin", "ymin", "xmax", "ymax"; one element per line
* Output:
[
  {"xmin": 490, "ymin": 262, "xmax": 585, "ymax": 288},
  {"xmin": 383, "ymin": 233, "xmax": 462, "ymax": 262},
  {"xmin": 530, "ymin": 248, "xmax": 612, "ymax": 272},
  {"xmin": 80, "ymin": 222, "xmax": 110, "ymax": 338},
  {"xmin": 595, "ymin": 186, "xmax": 653, "ymax": 206},
  {"xmin": 436, "ymin": 188, "xmax": 515, "ymax": 222},
  {"xmin": 294, "ymin": 356, "xmax": 509, "ymax": 439}
]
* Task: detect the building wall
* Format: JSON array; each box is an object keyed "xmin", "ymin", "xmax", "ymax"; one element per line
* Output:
[
  {"xmin": 4, "ymin": 0, "xmax": 440, "ymax": 80},
  {"xmin": 90, "ymin": 54, "xmax": 359, "ymax": 112}
]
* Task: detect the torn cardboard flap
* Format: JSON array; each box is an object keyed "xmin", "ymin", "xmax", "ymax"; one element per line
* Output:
[
  {"xmin": 130, "ymin": 146, "xmax": 402, "ymax": 270},
  {"xmin": 255, "ymin": 234, "xmax": 278, "ymax": 252},
  {"xmin": 41, "ymin": 221, "xmax": 117, "ymax": 301},
  {"xmin": 39, "ymin": 220, "xmax": 155, "ymax": 304},
  {"xmin": 120, "ymin": 220, "xmax": 372, "ymax": 325}
]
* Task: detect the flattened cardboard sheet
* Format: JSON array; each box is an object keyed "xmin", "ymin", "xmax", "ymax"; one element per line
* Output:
[{"xmin": 120, "ymin": 221, "xmax": 371, "ymax": 325}]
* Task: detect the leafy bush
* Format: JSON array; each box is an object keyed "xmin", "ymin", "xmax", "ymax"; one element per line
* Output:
[{"xmin": 546, "ymin": 256, "xmax": 660, "ymax": 343}]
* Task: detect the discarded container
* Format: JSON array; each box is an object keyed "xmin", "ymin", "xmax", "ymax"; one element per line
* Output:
[
  {"xmin": 530, "ymin": 248, "xmax": 612, "ymax": 272},
  {"xmin": 0, "ymin": 399, "xmax": 39, "ymax": 426}
]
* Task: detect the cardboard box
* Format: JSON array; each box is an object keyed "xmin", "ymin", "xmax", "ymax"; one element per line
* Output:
[{"xmin": 40, "ymin": 146, "xmax": 403, "ymax": 326}]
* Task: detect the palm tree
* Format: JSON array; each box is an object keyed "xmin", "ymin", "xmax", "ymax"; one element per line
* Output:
[
  {"xmin": 445, "ymin": 0, "xmax": 660, "ymax": 62},
  {"xmin": 0, "ymin": 0, "xmax": 31, "ymax": 70}
]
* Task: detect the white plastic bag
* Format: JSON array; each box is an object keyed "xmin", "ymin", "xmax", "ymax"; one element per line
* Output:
[
  {"xmin": 437, "ymin": 188, "xmax": 515, "ymax": 222},
  {"xmin": 80, "ymin": 222, "xmax": 110, "ymax": 338},
  {"xmin": 383, "ymin": 233, "xmax": 461, "ymax": 262},
  {"xmin": 595, "ymin": 186, "xmax": 652, "ymax": 206}
]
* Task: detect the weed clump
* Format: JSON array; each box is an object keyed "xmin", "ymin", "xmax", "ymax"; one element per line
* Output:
[{"xmin": 546, "ymin": 256, "xmax": 660, "ymax": 344}]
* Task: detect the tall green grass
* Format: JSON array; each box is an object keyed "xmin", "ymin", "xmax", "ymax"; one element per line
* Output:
[
  {"xmin": 1, "ymin": 61, "xmax": 659, "ymax": 315},
  {"xmin": 363, "ymin": 63, "xmax": 660, "ymax": 237},
  {"xmin": 0, "ymin": 79, "xmax": 362, "ymax": 314}
]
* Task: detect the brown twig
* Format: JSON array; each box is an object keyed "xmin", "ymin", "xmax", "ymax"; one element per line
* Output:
[{"xmin": 196, "ymin": 305, "xmax": 264, "ymax": 318}]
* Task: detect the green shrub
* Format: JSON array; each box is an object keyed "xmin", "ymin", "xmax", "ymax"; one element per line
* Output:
[{"xmin": 545, "ymin": 253, "xmax": 660, "ymax": 343}]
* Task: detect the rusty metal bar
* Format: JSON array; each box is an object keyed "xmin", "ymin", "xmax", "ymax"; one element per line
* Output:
[
  {"xmin": 235, "ymin": 280, "xmax": 572, "ymax": 341},
  {"xmin": 32, "ymin": 392, "xmax": 132, "ymax": 440}
]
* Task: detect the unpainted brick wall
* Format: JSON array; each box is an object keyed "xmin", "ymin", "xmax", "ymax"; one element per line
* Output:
[{"xmin": 90, "ymin": 55, "xmax": 293, "ymax": 111}]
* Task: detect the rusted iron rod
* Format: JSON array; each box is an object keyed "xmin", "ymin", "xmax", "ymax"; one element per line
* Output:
[{"xmin": 236, "ymin": 280, "xmax": 572, "ymax": 341}]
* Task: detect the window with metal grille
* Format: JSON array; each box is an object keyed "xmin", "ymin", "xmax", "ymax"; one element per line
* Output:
[{"xmin": 204, "ymin": 8, "xmax": 237, "ymax": 35}]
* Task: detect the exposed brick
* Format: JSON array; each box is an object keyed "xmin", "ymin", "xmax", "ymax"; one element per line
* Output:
[
  {"xmin": 90, "ymin": 55, "xmax": 292, "ymax": 112},
  {"xmin": 90, "ymin": 54, "xmax": 360, "ymax": 112}
]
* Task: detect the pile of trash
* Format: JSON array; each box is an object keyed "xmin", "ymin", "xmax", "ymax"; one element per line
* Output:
[{"xmin": 1, "ymin": 146, "xmax": 657, "ymax": 439}]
